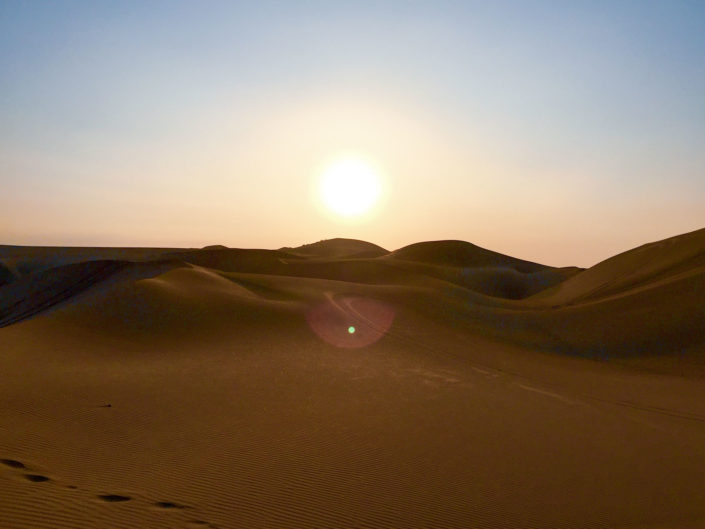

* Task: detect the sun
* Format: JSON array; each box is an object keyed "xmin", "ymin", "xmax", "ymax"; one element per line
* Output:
[{"xmin": 318, "ymin": 157, "xmax": 382, "ymax": 218}]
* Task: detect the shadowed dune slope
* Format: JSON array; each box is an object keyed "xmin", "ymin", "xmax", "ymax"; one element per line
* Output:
[
  {"xmin": 386, "ymin": 240, "xmax": 581, "ymax": 299},
  {"xmin": 0, "ymin": 245, "xmax": 179, "ymax": 277},
  {"xmin": 0, "ymin": 259, "xmax": 183, "ymax": 329},
  {"xmin": 385, "ymin": 259, "xmax": 581, "ymax": 299},
  {"xmin": 0, "ymin": 260, "xmax": 130, "ymax": 328},
  {"xmin": 457, "ymin": 265, "xmax": 581, "ymax": 299}
]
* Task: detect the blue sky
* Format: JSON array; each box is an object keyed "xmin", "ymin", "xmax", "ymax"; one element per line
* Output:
[{"xmin": 2, "ymin": 1, "xmax": 704, "ymax": 265}]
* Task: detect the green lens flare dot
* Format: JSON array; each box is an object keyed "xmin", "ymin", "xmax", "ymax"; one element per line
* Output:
[{"xmin": 348, "ymin": 326, "xmax": 356, "ymax": 334}]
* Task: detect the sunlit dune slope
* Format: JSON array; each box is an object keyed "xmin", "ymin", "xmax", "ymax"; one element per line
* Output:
[
  {"xmin": 484, "ymin": 228, "xmax": 705, "ymax": 358},
  {"xmin": 527, "ymin": 226, "xmax": 705, "ymax": 305}
]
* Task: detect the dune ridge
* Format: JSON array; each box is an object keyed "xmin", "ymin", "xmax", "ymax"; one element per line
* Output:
[
  {"xmin": 389, "ymin": 239, "xmax": 548, "ymax": 271},
  {"xmin": 283, "ymin": 237, "xmax": 388, "ymax": 258}
]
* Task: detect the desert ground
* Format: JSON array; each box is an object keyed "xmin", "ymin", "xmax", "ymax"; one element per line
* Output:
[{"xmin": 1, "ymin": 230, "xmax": 704, "ymax": 528}]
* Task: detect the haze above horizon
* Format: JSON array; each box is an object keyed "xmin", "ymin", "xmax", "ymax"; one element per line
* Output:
[{"xmin": 2, "ymin": 1, "xmax": 704, "ymax": 267}]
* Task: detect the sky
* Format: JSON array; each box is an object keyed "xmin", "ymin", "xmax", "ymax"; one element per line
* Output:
[{"xmin": 1, "ymin": 0, "xmax": 704, "ymax": 266}]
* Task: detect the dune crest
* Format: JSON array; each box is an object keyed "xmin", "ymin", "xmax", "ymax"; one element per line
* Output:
[
  {"xmin": 389, "ymin": 239, "xmax": 547, "ymax": 272},
  {"xmin": 284, "ymin": 238, "xmax": 389, "ymax": 258}
]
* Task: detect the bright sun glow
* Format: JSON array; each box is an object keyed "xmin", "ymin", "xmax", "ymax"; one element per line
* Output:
[{"xmin": 319, "ymin": 158, "xmax": 381, "ymax": 218}]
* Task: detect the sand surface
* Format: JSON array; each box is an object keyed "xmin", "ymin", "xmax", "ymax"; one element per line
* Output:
[{"xmin": 1, "ymin": 233, "xmax": 704, "ymax": 528}]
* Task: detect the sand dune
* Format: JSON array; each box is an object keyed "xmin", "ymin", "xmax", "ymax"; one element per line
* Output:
[
  {"xmin": 284, "ymin": 237, "xmax": 388, "ymax": 258},
  {"xmin": 528, "ymin": 227, "xmax": 705, "ymax": 306},
  {"xmin": 389, "ymin": 239, "xmax": 549, "ymax": 272},
  {"xmin": 508, "ymin": 228, "xmax": 705, "ymax": 360},
  {"xmin": 1, "ymin": 231, "xmax": 705, "ymax": 528}
]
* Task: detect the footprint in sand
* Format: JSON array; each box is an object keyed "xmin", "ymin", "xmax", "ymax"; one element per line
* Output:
[
  {"xmin": 5, "ymin": 456, "xmax": 217, "ymax": 527},
  {"xmin": 154, "ymin": 500, "xmax": 187, "ymax": 509},
  {"xmin": 3, "ymin": 459, "xmax": 52, "ymax": 484},
  {"xmin": 188, "ymin": 521, "xmax": 219, "ymax": 528},
  {"xmin": 97, "ymin": 494, "xmax": 132, "ymax": 502},
  {"xmin": 24, "ymin": 474, "xmax": 50, "ymax": 482},
  {"xmin": 1, "ymin": 458, "xmax": 26, "ymax": 469}
]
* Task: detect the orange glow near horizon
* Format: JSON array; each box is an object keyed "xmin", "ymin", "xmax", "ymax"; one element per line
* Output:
[{"xmin": 1, "ymin": 3, "xmax": 704, "ymax": 268}]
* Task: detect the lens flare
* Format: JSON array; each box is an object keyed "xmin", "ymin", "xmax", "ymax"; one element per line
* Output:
[{"xmin": 306, "ymin": 295, "xmax": 395, "ymax": 349}]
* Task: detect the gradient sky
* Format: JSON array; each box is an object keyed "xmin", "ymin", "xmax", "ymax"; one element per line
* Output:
[{"xmin": 2, "ymin": 1, "xmax": 704, "ymax": 266}]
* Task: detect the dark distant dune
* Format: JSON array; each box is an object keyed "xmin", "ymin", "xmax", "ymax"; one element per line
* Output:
[
  {"xmin": 283, "ymin": 238, "xmax": 389, "ymax": 258},
  {"xmin": 0, "ymin": 245, "xmax": 179, "ymax": 277},
  {"xmin": 201, "ymin": 244, "xmax": 228, "ymax": 250},
  {"xmin": 388, "ymin": 239, "xmax": 548, "ymax": 273},
  {"xmin": 0, "ymin": 245, "xmax": 180, "ymax": 261},
  {"xmin": 164, "ymin": 248, "xmax": 305, "ymax": 274}
]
